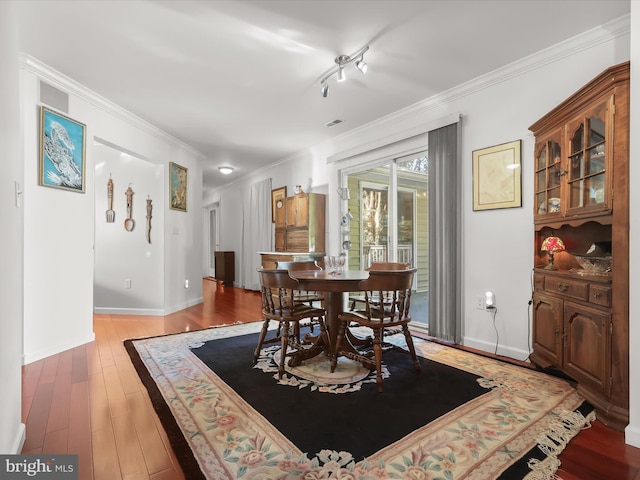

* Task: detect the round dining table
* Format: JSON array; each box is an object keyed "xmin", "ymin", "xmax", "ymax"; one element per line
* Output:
[{"xmin": 287, "ymin": 269, "xmax": 370, "ymax": 364}]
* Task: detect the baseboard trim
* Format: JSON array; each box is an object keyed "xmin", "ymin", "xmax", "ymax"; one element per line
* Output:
[
  {"xmin": 93, "ymin": 307, "xmax": 165, "ymax": 316},
  {"xmin": 11, "ymin": 423, "xmax": 25, "ymax": 454},
  {"xmin": 23, "ymin": 332, "xmax": 95, "ymax": 365},
  {"xmin": 625, "ymin": 423, "xmax": 640, "ymax": 448},
  {"xmin": 94, "ymin": 297, "xmax": 204, "ymax": 317},
  {"xmin": 460, "ymin": 336, "xmax": 531, "ymax": 364}
]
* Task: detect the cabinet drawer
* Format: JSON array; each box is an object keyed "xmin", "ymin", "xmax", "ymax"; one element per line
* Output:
[
  {"xmin": 533, "ymin": 273, "xmax": 545, "ymax": 291},
  {"xmin": 285, "ymin": 229, "xmax": 310, "ymax": 251},
  {"xmin": 544, "ymin": 277, "xmax": 588, "ymax": 301},
  {"xmin": 589, "ymin": 284, "xmax": 611, "ymax": 307}
]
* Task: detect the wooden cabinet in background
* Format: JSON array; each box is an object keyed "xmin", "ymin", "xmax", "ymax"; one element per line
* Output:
[
  {"xmin": 214, "ymin": 251, "xmax": 234, "ymax": 287},
  {"xmin": 528, "ymin": 62, "xmax": 629, "ymax": 431},
  {"xmin": 274, "ymin": 196, "xmax": 286, "ymax": 228},
  {"xmin": 275, "ymin": 193, "xmax": 326, "ymax": 253}
]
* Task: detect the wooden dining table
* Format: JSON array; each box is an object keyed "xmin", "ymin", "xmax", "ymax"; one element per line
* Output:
[{"xmin": 287, "ymin": 269, "xmax": 370, "ymax": 365}]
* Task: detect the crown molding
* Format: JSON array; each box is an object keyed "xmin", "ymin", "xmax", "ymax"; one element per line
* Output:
[
  {"xmin": 326, "ymin": 14, "xmax": 630, "ymax": 163},
  {"xmin": 20, "ymin": 53, "xmax": 207, "ymax": 160}
]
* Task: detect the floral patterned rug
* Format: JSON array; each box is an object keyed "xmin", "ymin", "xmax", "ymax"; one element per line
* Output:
[{"xmin": 124, "ymin": 322, "xmax": 594, "ymax": 480}]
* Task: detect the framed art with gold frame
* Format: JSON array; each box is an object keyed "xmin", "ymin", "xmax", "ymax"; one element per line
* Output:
[
  {"xmin": 169, "ymin": 162, "xmax": 188, "ymax": 212},
  {"xmin": 39, "ymin": 106, "xmax": 86, "ymax": 193},
  {"xmin": 473, "ymin": 140, "xmax": 522, "ymax": 211}
]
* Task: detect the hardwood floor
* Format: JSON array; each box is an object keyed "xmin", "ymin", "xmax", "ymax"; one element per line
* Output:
[{"xmin": 21, "ymin": 279, "xmax": 640, "ymax": 479}]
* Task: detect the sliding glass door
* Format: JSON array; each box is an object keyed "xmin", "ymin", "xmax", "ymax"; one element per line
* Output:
[{"xmin": 343, "ymin": 152, "xmax": 429, "ymax": 328}]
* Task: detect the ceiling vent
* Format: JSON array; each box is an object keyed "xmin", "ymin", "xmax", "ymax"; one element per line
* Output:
[
  {"xmin": 39, "ymin": 81, "xmax": 69, "ymax": 113},
  {"xmin": 324, "ymin": 119, "xmax": 342, "ymax": 127}
]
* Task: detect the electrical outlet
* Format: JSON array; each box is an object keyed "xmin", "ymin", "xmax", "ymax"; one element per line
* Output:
[
  {"xmin": 185, "ymin": 279, "xmax": 189, "ymax": 289},
  {"xmin": 475, "ymin": 295, "xmax": 485, "ymax": 310},
  {"xmin": 125, "ymin": 278, "xmax": 132, "ymax": 289},
  {"xmin": 485, "ymin": 291, "xmax": 495, "ymax": 309}
]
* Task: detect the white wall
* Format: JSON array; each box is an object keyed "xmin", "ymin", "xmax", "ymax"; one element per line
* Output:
[
  {"xmin": 626, "ymin": 0, "xmax": 640, "ymax": 449},
  {"xmin": 21, "ymin": 57, "xmax": 205, "ymax": 363},
  {"xmin": 0, "ymin": 1, "xmax": 26, "ymax": 454},
  {"xmin": 94, "ymin": 143, "xmax": 164, "ymax": 314}
]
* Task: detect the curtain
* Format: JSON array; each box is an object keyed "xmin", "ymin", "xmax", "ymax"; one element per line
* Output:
[
  {"xmin": 428, "ymin": 121, "xmax": 461, "ymax": 342},
  {"xmin": 241, "ymin": 178, "xmax": 272, "ymax": 291}
]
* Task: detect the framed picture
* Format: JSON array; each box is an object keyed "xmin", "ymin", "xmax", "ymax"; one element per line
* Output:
[
  {"xmin": 271, "ymin": 186, "xmax": 287, "ymax": 223},
  {"xmin": 169, "ymin": 162, "xmax": 188, "ymax": 212},
  {"xmin": 39, "ymin": 106, "xmax": 86, "ymax": 192},
  {"xmin": 473, "ymin": 140, "xmax": 522, "ymax": 211}
]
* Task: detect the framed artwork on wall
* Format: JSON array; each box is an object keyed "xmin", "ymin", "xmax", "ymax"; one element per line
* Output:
[
  {"xmin": 170, "ymin": 162, "xmax": 188, "ymax": 212},
  {"xmin": 271, "ymin": 186, "xmax": 287, "ymax": 223},
  {"xmin": 39, "ymin": 106, "xmax": 86, "ymax": 193},
  {"xmin": 472, "ymin": 139, "xmax": 522, "ymax": 211}
]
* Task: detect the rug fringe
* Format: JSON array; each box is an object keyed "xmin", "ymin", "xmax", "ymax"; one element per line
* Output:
[{"xmin": 524, "ymin": 408, "xmax": 596, "ymax": 480}]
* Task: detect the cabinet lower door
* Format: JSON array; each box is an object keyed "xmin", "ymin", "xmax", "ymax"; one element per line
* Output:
[
  {"xmin": 275, "ymin": 229, "xmax": 286, "ymax": 251},
  {"xmin": 563, "ymin": 301, "xmax": 611, "ymax": 395},
  {"xmin": 532, "ymin": 293, "xmax": 563, "ymax": 366}
]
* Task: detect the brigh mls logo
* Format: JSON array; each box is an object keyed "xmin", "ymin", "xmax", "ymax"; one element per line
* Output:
[
  {"xmin": 5, "ymin": 458, "xmax": 52, "ymax": 476},
  {"xmin": 0, "ymin": 455, "xmax": 78, "ymax": 479}
]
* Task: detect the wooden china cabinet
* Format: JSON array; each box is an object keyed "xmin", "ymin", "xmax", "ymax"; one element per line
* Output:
[
  {"xmin": 528, "ymin": 62, "xmax": 629, "ymax": 430},
  {"xmin": 274, "ymin": 192, "xmax": 326, "ymax": 253}
]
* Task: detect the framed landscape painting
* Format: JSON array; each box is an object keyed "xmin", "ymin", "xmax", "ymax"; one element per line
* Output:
[
  {"xmin": 170, "ymin": 162, "xmax": 188, "ymax": 212},
  {"xmin": 39, "ymin": 106, "xmax": 86, "ymax": 192}
]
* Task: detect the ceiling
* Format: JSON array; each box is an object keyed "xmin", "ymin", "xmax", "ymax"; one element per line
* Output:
[{"xmin": 16, "ymin": 0, "xmax": 629, "ymax": 191}]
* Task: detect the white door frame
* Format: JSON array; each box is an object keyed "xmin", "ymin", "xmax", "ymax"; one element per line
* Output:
[{"xmin": 205, "ymin": 202, "xmax": 220, "ymax": 278}]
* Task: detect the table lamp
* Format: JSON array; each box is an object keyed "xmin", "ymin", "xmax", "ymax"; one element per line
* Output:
[{"xmin": 541, "ymin": 236, "xmax": 565, "ymax": 270}]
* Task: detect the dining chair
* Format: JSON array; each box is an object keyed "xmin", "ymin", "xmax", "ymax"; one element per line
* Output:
[
  {"xmin": 349, "ymin": 262, "xmax": 410, "ymax": 310},
  {"xmin": 333, "ymin": 268, "xmax": 421, "ymax": 392},
  {"xmin": 275, "ymin": 260, "xmax": 324, "ymax": 333},
  {"xmin": 254, "ymin": 268, "xmax": 327, "ymax": 378}
]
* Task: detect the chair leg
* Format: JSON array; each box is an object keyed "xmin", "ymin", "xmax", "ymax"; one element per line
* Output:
[
  {"xmin": 278, "ymin": 322, "xmax": 290, "ymax": 379},
  {"xmin": 317, "ymin": 316, "xmax": 329, "ymax": 354},
  {"xmin": 402, "ymin": 324, "xmax": 422, "ymax": 373},
  {"xmin": 253, "ymin": 318, "xmax": 271, "ymax": 364},
  {"xmin": 330, "ymin": 320, "xmax": 346, "ymax": 373},
  {"xmin": 373, "ymin": 328, "xmax": 384, "ymax": 392}
]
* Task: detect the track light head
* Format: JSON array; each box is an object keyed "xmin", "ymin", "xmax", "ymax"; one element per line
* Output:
[
  {"xmin": 355, "ymin": 57, "xmax": 367, "ymax": 74},
  {"xmin": 319, "ymin": 45, "xmax": 369, "ymax": 98}
]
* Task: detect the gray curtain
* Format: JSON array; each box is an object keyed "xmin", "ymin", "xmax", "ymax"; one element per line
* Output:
[
  {"xmin": 428, "ymin": 121, "xmax": 462, "ymax": 342},
  {"xmin": 241, "ymin": 178, "xmax": 272, "ymax": 291}
]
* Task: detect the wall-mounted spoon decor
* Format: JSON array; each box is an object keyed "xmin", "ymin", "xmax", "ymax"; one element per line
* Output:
[
  {"xmin": 146, "ymin": 196, "xmax": 152, "ymax": 244},
  {"xmin": 106, "ymin": 177, "xmax": 115, "ymax": 223},
  {"xmin": 124, "ymin": 185, "xmax": 135, "ymax": 232}
]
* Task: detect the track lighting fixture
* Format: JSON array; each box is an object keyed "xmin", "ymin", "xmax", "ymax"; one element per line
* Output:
[{"xmin": 319, "ymin": 45, "xmax": 369, "ymax": 97}]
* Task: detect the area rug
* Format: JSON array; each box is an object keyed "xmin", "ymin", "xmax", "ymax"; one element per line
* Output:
[{"xmin": 124, "ymin": 322, "xmax": 594, "ymax": 480}]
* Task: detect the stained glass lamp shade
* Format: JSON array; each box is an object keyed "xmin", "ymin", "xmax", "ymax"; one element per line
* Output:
[{"xmin": 541, "ymin": 236, "xmax": 565, "ymax": 270}]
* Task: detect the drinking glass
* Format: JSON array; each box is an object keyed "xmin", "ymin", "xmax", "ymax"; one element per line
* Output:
[{"xmin": 325, "ymin": 256, "xmax": 340, "ymax": 275}]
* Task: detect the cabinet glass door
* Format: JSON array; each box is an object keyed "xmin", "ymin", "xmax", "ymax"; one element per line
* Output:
[
  {"xmin": 534, "ymin": 136, "xmax": 562, "ymax": 216},
  {"xmin": 566, "ymin": 99, "xmax": 610, "ymax": 212}
]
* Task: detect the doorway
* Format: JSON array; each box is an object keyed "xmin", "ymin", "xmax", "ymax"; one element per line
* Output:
[{"xmin": 206, "ymin": 202, "xmax": 220, "ymax": 278}]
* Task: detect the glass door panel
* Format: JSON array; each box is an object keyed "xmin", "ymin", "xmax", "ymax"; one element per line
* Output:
[
  {"xmin": 397, "ymin": 190, "xmax": 414, "ymax": 266},
  {"xmin": 568, "ymin": 112, "xmax": 607, "ymax": 210},
  {"xmin": 344, "ymin": 152, "xmax": 428, "ymax": 328},
  {"xmin": 535, "ymin": 139, "xmax": 562, "ymax": 216},
  {"xmin": 361, "ymin": 181, "xmax": 389, "ymax": 268}
]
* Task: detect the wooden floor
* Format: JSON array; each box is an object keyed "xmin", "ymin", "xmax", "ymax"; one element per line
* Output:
[{"xmin": 21, "ymin": 279, "xmax": 640, "ymax": 479}]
